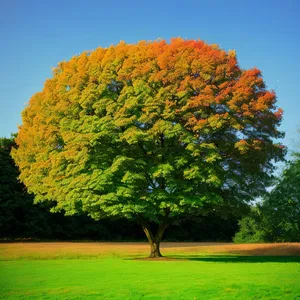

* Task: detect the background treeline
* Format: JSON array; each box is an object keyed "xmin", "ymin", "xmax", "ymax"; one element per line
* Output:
[
  {"xmin": 1, "ymin": 137, "xmax": 299, "ymax": 242},
  {"xmin": 0, "ymin": 137, "xmax": 238, "ymax": 241}
]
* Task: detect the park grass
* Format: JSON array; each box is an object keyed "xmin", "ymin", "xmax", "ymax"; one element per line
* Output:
[{"xmin": 1, "ymin": 242, "xmax": 300, "ymax": 299}]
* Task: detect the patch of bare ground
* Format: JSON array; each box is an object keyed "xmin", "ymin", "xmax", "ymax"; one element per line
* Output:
[
  {"xmin": 134, "ymin": 257, "xmax": 179, "ymax": 261},
  {"xmin": 0, "ymin": 242, "xmax": 299, "ymax": 260},
  {"xmin": 223, "ymin": 243, "xmax": 300, "ymax": 256}
]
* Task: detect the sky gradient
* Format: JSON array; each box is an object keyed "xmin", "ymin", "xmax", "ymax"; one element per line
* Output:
[{"xmin": 1, "ymin": 0, "xmax": 299, "ymax": 157}]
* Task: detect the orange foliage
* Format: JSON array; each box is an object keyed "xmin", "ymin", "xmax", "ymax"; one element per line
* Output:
[{"xmin": 12, "ymin": 38, "xmax": 285, "ymax": 216}]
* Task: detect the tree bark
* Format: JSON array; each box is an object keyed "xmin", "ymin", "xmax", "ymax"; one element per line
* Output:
[{"xmin": 139, "ymin": 219, "xmax": 169, "ymax": 258}]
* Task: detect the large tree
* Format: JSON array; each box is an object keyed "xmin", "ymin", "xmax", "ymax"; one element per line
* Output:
[{"xmin": 13, "ymin": 38, "xmax": 284, "ymax": 257}]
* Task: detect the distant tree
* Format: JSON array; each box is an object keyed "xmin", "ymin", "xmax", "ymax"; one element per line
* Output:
[
  {"xmin": 12, "ymin": 38, "xmax": 285, "ymax": 257},
  {"xmin": 261, "ymin": 157, "xmax": 300, "ymax": 241},
  {"xmin": 233, "ymin": 208, "xmax": 265, "ymax": 243},
  {"xmin": 234, "ymin": 152, "xmax": 300, "ymax": 243},
  {"xmin": 0, "ymin": 137, "xmax": 50, "ymax": 237},
  {"xmin": 1, "ymin": 137, "xmax": 29, "ymax": 236}
]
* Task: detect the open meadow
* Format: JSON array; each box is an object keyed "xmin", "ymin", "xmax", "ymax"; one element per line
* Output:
[{"xmin": 1, "ymin": 242, "xmax": 300, "ymax": 299}]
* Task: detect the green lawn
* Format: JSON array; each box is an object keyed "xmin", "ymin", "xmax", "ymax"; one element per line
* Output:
[{"xmin": 1, "ymin": 255, "xmax": 300, "ymax": 299}]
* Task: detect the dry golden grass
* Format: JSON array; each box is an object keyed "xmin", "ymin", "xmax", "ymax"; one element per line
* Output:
[{"xmin": 1, "ymin": 242, "xmax": 300, "ymax": 260}]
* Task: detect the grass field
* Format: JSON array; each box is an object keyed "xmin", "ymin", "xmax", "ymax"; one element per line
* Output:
[{"xmin": 1, "ymin": 242, "xmax": 300, "ymax": 299}]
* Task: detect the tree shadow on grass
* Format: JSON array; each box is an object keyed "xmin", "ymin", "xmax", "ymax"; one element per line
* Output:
[
  {"xmin": 127, "ymin": 255, "xmax": 300, "ymax": 263},
  {"xmin": 179, "ymin": 255, "xmax": 300, "ymax": 263}
]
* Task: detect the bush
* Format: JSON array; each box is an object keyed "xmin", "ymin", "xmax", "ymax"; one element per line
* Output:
[{"xmin": 233, "ymin": 216, "xmax": 265, "ymax": 243}]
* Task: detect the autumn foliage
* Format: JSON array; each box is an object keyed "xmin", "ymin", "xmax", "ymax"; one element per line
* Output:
[{"xmin": 12, "ymin": 38, "xmax": 285, "ymax": 257}]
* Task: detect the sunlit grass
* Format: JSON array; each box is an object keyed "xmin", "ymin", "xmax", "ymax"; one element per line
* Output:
[{"xmin": 0, "ymin": 242, "xmax": 300, "ymax": 299}]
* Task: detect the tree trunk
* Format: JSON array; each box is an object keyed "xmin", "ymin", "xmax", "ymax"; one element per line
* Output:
[
  {"xmin": 149, "ymin": 240, "xmax": 162, "ymax": 258},
  {"xmin": 141, "ymin": 222, "xmax": 169, "ymax": 258}
]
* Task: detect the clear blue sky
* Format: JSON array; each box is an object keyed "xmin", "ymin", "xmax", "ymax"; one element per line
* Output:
[{"xmin": 1, "ymin": 0, "xmax": 299, "ymax": 155}]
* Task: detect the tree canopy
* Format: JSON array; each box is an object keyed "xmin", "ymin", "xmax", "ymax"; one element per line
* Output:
[{"xmin": 12, "ymin": 38, "xmax": 285, "ymax": 256}]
